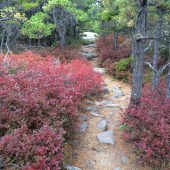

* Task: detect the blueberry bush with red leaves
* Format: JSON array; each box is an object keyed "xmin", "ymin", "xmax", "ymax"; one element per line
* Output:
[
  {"xmin": 0, "ymin": 51, "xmax": 103, "ymax": 169},
  {"xmin": 122, "ymin": 83, "xmax": 170, "ymax": 167},
  {"xmin": 96, "ymin": 34, "xmax": 131, "ymax": 81},
  {"xmin": 96, "ymin": 34, "xmax": 130, "ymax": 62},
  {"xmin": 38, "ymin": 45, "xmax": 82, "ymax": 63}
]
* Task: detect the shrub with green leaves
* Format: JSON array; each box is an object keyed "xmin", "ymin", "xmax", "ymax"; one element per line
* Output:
[{"xmin": 115, "ymin": 57, "xmax": 132, "ymax": 72}]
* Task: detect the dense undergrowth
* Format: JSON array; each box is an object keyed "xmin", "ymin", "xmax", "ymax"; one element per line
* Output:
[
  {"xmin": 96, "ymin": 34, "xmax": 132, "ymax": 82},
  {"xmin": 0, "ymin": 51, "xmax": 103, "ymax": 169},
  {"xmin": 97, "ymin": 34, "xmax": 170, "ymax": 168},
  {"xmin": 123, "ymin": 84, "xmax": 170, "ymax": 168}
]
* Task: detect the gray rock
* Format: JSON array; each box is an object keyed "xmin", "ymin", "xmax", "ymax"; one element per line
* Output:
[
  {"xmin": 100, "ymin": 100, "xmax": 120, "ymax": 108},
  {"xmin": 103, "ymin": 87, "xmax": 110, "ymax": 94},
  {"xmin": 95, "ymin": 101, "xmax": 102, "ymax": 106},
  {"xmin": 105, "ymin": 103, "xmax": 121, "ymax": 108},
  {"xmin": 86, "ymin": 44, "xmax": 97, "ymax": 48},
  {"xmin": 85, "ymin": 101, "xmax": 94, "ymax": 105},
  {"xmin": 73, "ymin": 140, "xmax": 80, "ymax": 147},
  {"xmin": 79, "ymin": 114, "xmax": 87, "ymax": 122},
  {"xmin": 93, "ymin": 67, "xmax": 106, "ymax": 74},
  {"xmin": 97, "ymin": 130, "xmax": 114, "ymax": 144},
  {"xmin": 79, "ymin": 122, "xmax": 88, "ymax": 132},
  {"xmin": 80, "ymin": 52, "xmax": 93, "ymax": 59},
  {"xmin": 85, "ymin": 107, "xmax": 97, "ymax": 112},
  {"xmin": 90, "ymin": 111, "xmax": 100, "ymax": 117},
  {"xmin": 82, "ymin": 32, "xmax": 98, "ymax": 41},
  {"xmin": 97, "ymin": 119, "xmax": 107, "ymax": 131},
  {"xmin": 122, "ymin": 156, "xmax": 129, "ymax": 164},
  {"xmin": 65, "ymin": 165, "xmax": 82, "ymax": 170},
  {"xmin": 101, "ymin": 100, "xmax": 113, "ymax": 105},
  {"xmin": 86, "ymin": 160, "xmax": 95, "ymax": 170},
  {"xmin": 113, "ymin": 167, "xmax": 121, "ymax": 170},
  {"xmin": 112, "ymin": 87, "xmax": 125, "ymax": 98},
  {"xmin": 109, "ymin": 111, "xmax": 115, "ymax": 115}
]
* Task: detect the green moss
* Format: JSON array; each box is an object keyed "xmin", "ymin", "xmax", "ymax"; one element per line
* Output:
[{"xmin": 115, "ymin": 57, "xmax": 132, "ymax": 72}]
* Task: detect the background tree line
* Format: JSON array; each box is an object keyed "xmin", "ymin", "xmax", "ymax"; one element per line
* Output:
[{"xmin": 0, "ymin": 0, "xmax": 99, "ymax": 50}]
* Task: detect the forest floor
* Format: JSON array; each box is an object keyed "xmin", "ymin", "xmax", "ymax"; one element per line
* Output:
[{"xmin": 68, "ymin": 38, "xmax": 151, "ymax": 170}]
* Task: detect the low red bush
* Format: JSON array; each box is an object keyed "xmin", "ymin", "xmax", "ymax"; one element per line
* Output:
[
  {"xmin": 96, "ymin": 34, "xmax": 131, "ymax": 63},
  {"xmin": 0, "ymin": 51, "xmax": 103, "ymax": 169},
  {"xmin": 38, "ymin": 46, "xmax": 81, "ymax": 63},
  {"xmin": 123, "ymin": 83, "xmax": 170, "ymax": 167}
]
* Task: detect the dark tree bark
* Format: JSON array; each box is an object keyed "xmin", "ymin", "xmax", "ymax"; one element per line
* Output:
[
  {"xmin": 152, "ymin": 9, "xmax": 163, "ymax": 90},
  {"xmin": 130, "ymin": 0, "xmax": 148, "ymax": 105},
  {"xmin": 166, "ymin": 37, "xmax": 170, "ymax": 98},
  {"xmin": 114, "ymin": 31, "xmax": 118, "ymax": 49},
  {"xmin": 0, "ymin": 29, "xmax": 5, "ymax": 53}
]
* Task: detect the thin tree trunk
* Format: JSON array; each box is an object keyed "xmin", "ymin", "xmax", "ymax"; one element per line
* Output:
[
  {"xmin": 152, "ymin": 37, "xmax": 159, "ymax": 89},
  {"xmin": 29, "ymin": 38, "xmax": 31, "ymax": 47},
  {"xmin": 37, "ymin": 38, "xmax": 41, "ymax": 46},
  {"xmin": 0, "ymin": 29, "xmax": 5, "ymax": 53},
  {"xmin": 130, "ymin": 0, "xmax": 148, "ymax": 105},
  {"xmin": 166, "ymin": 43, "xmax": 170, "ymax": 98},
  {"xmin": 166, "ymin": 67, "xmax": 170, "ymax": 98},
  {"xmin": 152, "ymin": 9, "xmax": 163, "ymax": 90},
  {"xmin": 114, "ymin": 32, "xmax": 118, "ymax": 49}
]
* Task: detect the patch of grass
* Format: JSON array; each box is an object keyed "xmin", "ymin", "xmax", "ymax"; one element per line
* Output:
[
  {"xmin": 144, "ymin": 70, "xmax": 152, "ymax": 83},
  {"xmin": 115, "ymin": 57, "xmax": 132, "ymax": 72}
]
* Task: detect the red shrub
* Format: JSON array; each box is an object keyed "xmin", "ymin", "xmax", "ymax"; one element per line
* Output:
[
  {"xmin": 123, "ymin": 83, "xmax": 170, "ymax": 167},
  {"xmin": 38, "ymin": 46, "xmax": 81, "ymax": 63},
  {"xmin": 96, "ymin": 34, "xmax": 131, "ymax": 63},
  {"xmin": 0, "ymin": 52, "xmax": 103, "ymax": 169}
]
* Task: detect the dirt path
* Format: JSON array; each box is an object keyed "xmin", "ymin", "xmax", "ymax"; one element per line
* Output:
[{"xmin": 66, "ymin": 43, "xmax": 151, "ymax": 170}]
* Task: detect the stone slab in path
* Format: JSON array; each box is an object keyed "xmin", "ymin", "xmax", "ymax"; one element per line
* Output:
[
  {"xmin": 65, "ymin": 165, "xmax": 82, "ymax": 170},
  {"xmin": 97, "ymin": 130, "xmax": 114, "ymax": 144},
  {"xmin": 97, "ymin": 119, "xmax": 107, "ymax": 131},
  {"xmin": 79, "ymin": 122, "xmax": 88, "ymax": 132}
]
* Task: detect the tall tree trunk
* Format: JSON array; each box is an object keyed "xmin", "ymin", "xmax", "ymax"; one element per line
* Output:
[
  {"xmin": 130, "ymin": 0, "xmax": 148, "ymax": 105},
  {"xmin": 166, "ymin": 65, "xmax": 170, "ymax": 98},
  {"xmin": 114, "ymin": 32, "xmax": 118, "ymax": 49},
  {"xmin": 152, "ymin": 36, "xmax": 159, "ymax": 89},
  {"xmin": 37, "ymin": 38, "xmax": 41, "ymax": 46},
  {"xmin": 166, "ymin": 40, "xmax": 170, "ymax": 98},
  {"xmin": 0, "ymin": 29, "xmax": 5, "ymax": 53},
  {"xmin": 152, "ymin": 9, "xmax": 163, "ymax": 90}
]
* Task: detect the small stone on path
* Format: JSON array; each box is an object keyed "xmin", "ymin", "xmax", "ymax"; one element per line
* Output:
[
  {"xmin": 105, "ymin": 104, "xmax": 121, "ymax": 108},
  {"xmin": 103, "ymin": 87, "xmax": 110, "ymax": 94},
  {"xmin": 122, "ymin": 156, "xmax": 129, "ymax": 164},
  {"xmin": 93, "ymin": 67, "xmax": 105, "ymax": 74},
  {"xmin": 79, "ymin": 114, "xmax": 87, "ymax": 122},
  {"xmin": 79, "ymin": 122, "xmax": 88, "ymax": 132},
  {"xmin": 97, "ymin": 119, "xmax": 107, "ymax": 131},
  {"xmin": 86, "ymin": 160, "xmax": 95, "ymax": 170},
  {"xmin": 112, "ymin": 86, "xmax": 125, "ymax": 98},
  {"xmin": 86, "ymin": 44, "xmax": 97, "ymax": 48},
  {"xmin": 65, "ymin": 165, "xmax": 82, "ymax": 170},
  {"xmin": 113, "ymin": 167, "xmax": 121, "ymax": 170},
  {"xmin": 85, "ymin": 107, "xmax": 97, "ymax": 112},
  {"xmin": 97, "ymin": 130, "xmax": 114, "ymax": 144},
  {"xmin": 90, "ymin": 111, "xmax": 100, "ymax": 117},
  {"xmin": 80, "ymin": 52, "xmax": 93, "ymax": 59},
  {"xmin": 85, "ymin": 101, "xmax": 94, "ymax": 105}
]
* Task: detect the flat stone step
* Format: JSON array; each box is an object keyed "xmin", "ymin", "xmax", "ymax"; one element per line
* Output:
[
  {"xmin": 97, "ymin": 119, "xmax": 107, "ymax": 131},
  {"xmin": 65, "ymin": 165, "xmax": 82, "ymax": 170},
  {"xmin": 97, "ymin": 130, "xmax": 114, "ymax": 145}
]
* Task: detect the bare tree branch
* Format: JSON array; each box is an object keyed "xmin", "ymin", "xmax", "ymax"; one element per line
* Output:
[
  {"xmin": 145, "ymin": 61, "xmax": 170, "ymax": 74},
  {"xmin": 144, "ymin": 40, "xmax": 153, "ymax": 52}
]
